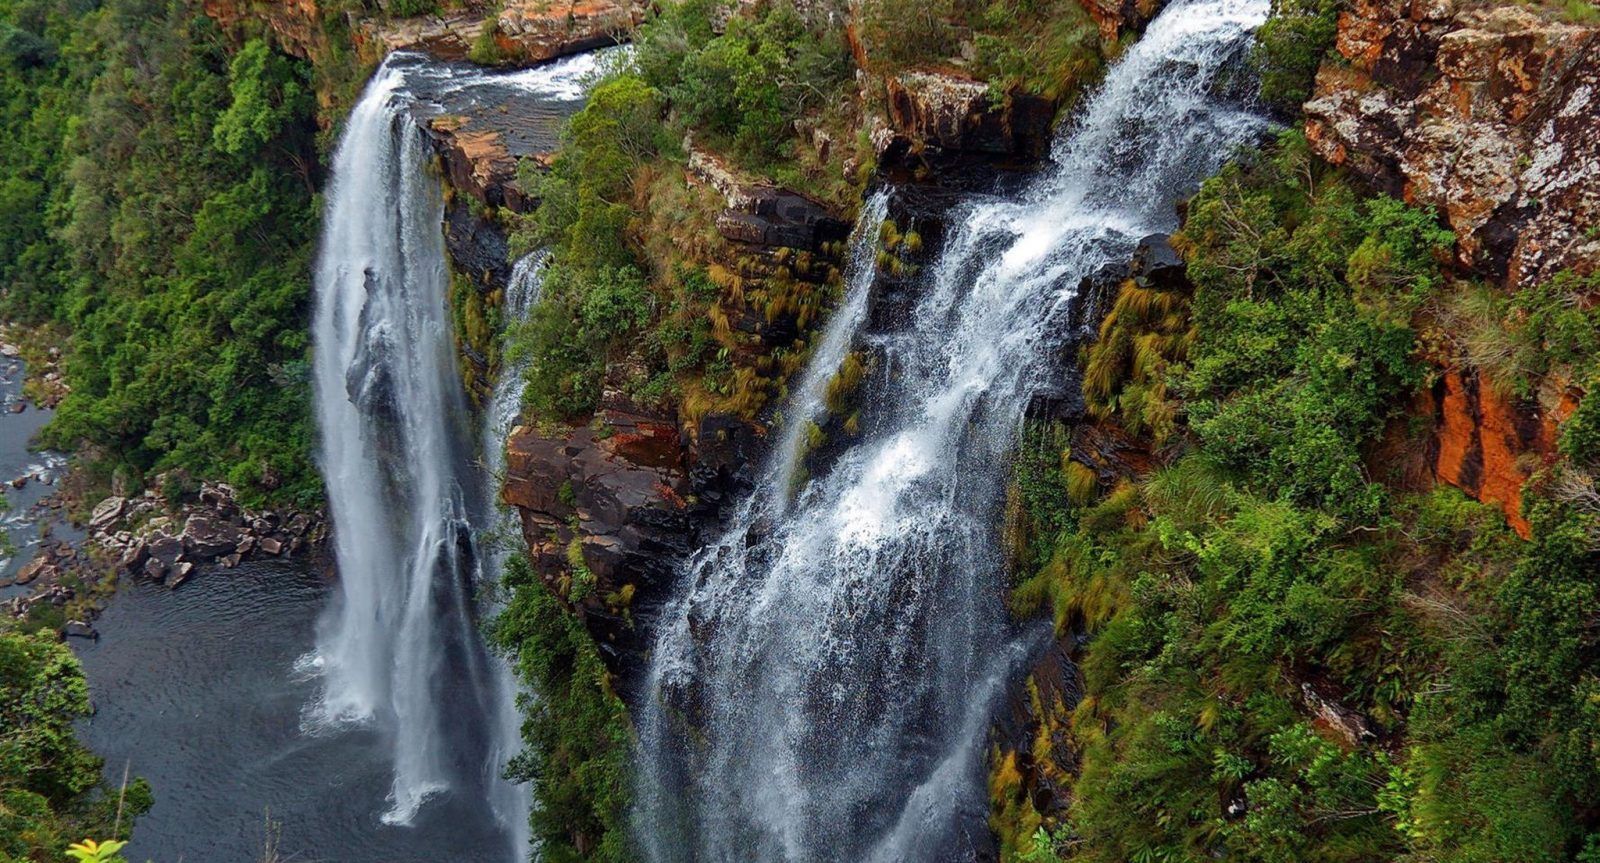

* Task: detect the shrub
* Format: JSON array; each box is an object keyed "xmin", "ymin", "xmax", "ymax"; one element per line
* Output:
[
  {"xmin": 490, "ymin": 555, "xmax": 633, "ymax": 863},
  {"xmin": 1251, "ymin": 0, "xmax": 1340, "ymax": 112}
]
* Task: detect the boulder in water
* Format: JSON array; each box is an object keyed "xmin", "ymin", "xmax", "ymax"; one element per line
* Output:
[
  {"xmin": 13, "ymin": 557, "xmax": 51, "ymax": 586},
  {"xmin": 182, "ymin": 514, "xmax": 244, "ymax": 559},
  {"xmin": 89, "ymin": 496, "xmax": 127, "ymax": 532},
  {"xmin": 164, "ymin": 561, "xmax": 195, "ymax": 588}
]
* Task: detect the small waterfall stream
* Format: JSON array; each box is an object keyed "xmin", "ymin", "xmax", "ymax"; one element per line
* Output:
[
  {"xmin": 634, "ymin": 0, "xmax": 1272, "ymax": 859},
  {"xmin": 306, "ymin": 52, "xmax": 594, "ymax": 860}
]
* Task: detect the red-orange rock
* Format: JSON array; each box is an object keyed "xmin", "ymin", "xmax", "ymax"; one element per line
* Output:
[
  {"xmin": 1305, "ymin": 2, "xmax": 1600, "ymax": 285},
  {"xmin": 1428, "ymin": 368, "xmax": 1574, "ymax": 538}
]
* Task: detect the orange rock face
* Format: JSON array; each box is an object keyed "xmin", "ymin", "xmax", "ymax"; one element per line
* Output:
[
  {"xmin": 363, "ymin": 0, "xmax": 645, "ymax": 64},
  {"xmin": 1428, "ymin": 368, "xmax": 1576, "ymax": 538},
  {"xmin": 1304, "ymin": 1, "xmax": 1600, "ymax": 285}
]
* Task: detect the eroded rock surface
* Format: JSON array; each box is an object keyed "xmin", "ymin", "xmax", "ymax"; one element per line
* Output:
[
  {"xmin": 1305, "ymin": 1, "xmax": 1600, "ymax": 284},
  {"xmin": 883, "ymin": 72, "xmax": 1056, "ymax": 159},
  {"xmin": 363, "ymin": 0, "xmax": 644, "ymax": 63}
]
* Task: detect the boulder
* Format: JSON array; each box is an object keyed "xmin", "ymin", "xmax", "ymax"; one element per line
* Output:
[
  {"xmin": 259, "ymin": 536, "xmax": 284, "ymax": 556},
  {"xmin": 164, "ymin": 561, "xmax": 195, "ymax": 589},
  {"xmin": 181, "ymin": 514, "xmax": 244, "ymax": 559},
  {"xmin": 1298, "ymin": 681, "xmax": 1375, "ymax": 748},
  {"xmin": 119, "ymin": 542, "xmax": 149, "ymax": 574},
  {"xmin": 63, "ymin": 620, "xmax": 98, "ymax": 640},
  {"xmin": 13, "ymin": 557, "xmax": 51, "ymax": 586},
  {"xmin": 147, "ymin": 534, "xmax": 185, "ymax": 567}
]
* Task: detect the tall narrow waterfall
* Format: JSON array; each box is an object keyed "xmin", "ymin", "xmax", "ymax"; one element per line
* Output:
[
  {"xmin": 308, "ymin": 50, "xmax": 599, "ymax": 857},
  {"xmin": 634, "ymin": 0, "xmax": 1271, "ymax": 859},
  {"xmin": 482, "ymin": 252, "xmax": 545, "ymax": 858},
  {"xmin": 309, "ymin": 58, "xmax": 481, "ymax": 826}
]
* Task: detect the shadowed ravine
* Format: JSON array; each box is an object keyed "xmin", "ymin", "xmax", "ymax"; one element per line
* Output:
[{"xmin": 632, "ymin": 1, "xmax": 1272, "ymax": 859}]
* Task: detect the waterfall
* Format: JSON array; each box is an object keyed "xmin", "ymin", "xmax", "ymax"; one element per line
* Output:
[
  {"xmin": 308, "ymin": 57, "xmax": 477, "ymax": 826},
  {"xmin": 307, "ymin": 50, "xmax": 597, "ymax": 859},
  {"xmin": 484, "ymin": 252, "xmax": 547, "ymax": 472},
  {"xmin": 482, "ymin": 252, "xmax": 546, "ymax": 857},
  {"xmin": 633, "ymin": 0, "xmax": 1271, "ymax": 859},
  {"xmin": 766, "ymin": 192, "xmax": 888, "ymax": 510}
]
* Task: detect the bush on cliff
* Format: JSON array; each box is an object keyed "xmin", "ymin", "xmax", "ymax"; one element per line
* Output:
[
  {"xmin": 1251, "ymin": 0, "xmax": 1340, "ymax": 112},
  {"xmin": 1003, "ymin": 130, "xmax": 1600, "ymax": 863},
  {"xmin": 856, "ymin": 0, "xmax": 1105, "ymax": 102},
  {"xmin": 490, "ymin": 554, "xmax": 634, "ymax": 863}
]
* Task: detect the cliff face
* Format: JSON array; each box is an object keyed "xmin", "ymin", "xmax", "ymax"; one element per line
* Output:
[
  {"xmin": 363, "ymin": 0, "xmax": 645, "ymax": 63},
  {"xmin": 203, "ymin": 0, "xmax": 643, "ymax": 66},
  {"xmin": 1303, "ymin": 0, "xmax": 1598, "ymax": 534},
  {"xmin": 202, "ymin": 0, "xmax": 328, "ymax": 63},
  {"xmin": 1425, "ymin": 367, "xmax": 1577, "ymax": 537},
  {"xmin": 1305, "ymin": 1, "xmax": 1600, "ymax": 286},
  {"xmin": 499, "ymin": 150, "xmax": 852, "ymax": 670}
]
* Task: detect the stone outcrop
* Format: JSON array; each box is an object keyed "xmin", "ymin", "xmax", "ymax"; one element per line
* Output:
[
  {"xmin": 1300, "ymin": 1, "xmax": 1597, "ymax": 532},
  {"xmin": 1079, "ymin": 0, "xmax": 1168, "ymax": 42},
  {"xmin": 1304, "ymin": 1, "xmax": 1600, "ymax": 284},
  {"xmin": 687, "ymin": 146, "xmax": 853, "ymax": 253},
  {"xmin": 685, "ymin": 142, "xmax": 853, "ymax": 357},
  {"xmin": 202, "ymin": 0, "xmax": 328, "ymax": 64},
  {"xmin": 1424, "ymin": 367, "xmax": 1578, "ymax": 538},
  {"xmin": 1296, "ymin": 679, "xmax": 1376, "ymax": 748},
  {"xmin": 502, "ymin": 410, "xmax": 697, "ymax": 666},
  {"xmin": 429, "ymin": 116, "xmax": 530, "ymax": 211},
  {"xmin": 882, "ymin": 72, "xmax": 1056, "ymax": 160},
  {"xmin": 362, "ymin": 0, "xmax": 645, "ymax": 64},
  {"xmin": 88, "ymin": 481, "xmax": 325, "ymax": 589},
  {"xmin": 990, "ymin": 636, "xmax": 1085, "ymax": 844}
]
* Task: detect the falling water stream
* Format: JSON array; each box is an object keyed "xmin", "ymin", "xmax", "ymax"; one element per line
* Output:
[
  {"xmin": 634, "ymin": 1, "xmax": 1272, "ymax": 859},
  {"xmin": 305, "ymin": 51, "xmax": 598, "ymax": 859}
]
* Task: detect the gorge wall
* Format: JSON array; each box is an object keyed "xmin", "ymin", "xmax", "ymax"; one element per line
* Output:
[
  {"xmin": 1305, "ymin": 0, "xmax": 1597, "ymax": 536},
  {"xmin": 172, "ymin": 0, "xmax": 1600, "ymax": 859}
]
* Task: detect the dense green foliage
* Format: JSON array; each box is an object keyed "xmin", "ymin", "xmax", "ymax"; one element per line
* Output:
[
  {"xmin": 0, "ymin": 629, "xmax": 150, "ymax": 862},
  {"xmin": 0, "ymin": 0, "xmax": 321, "ymax": 506},
  {"xmin": 511, "ymin": 74, "xmax": 664, "ymax": 422},
  {"xmin": 856, "ymin": 0, "xmax": 1105, "ymax": 101},
  {"xmin": 637, "ymin": 0, "xmax": 850, "ymax": 168},
  {"xmin": 491, "ymin": 554, "xmax": 634, "ymax": 863},
  {"xmin": 1003, "ymin": 132, "xmax": 1600, "ymax": 862},
  {"xmin": 1250, "ymin": 0, "xmax": 1340, "ymax": 112},
  {"xmin": 508, "ymin": 0, "xmax": 861, "ymax": 425}
]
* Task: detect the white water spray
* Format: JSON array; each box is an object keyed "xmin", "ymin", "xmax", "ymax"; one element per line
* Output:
[
  {"xmin": 307, "ymin": 51, "xmax": 598, "ymax": 859},
  {"xmin": 634, "ymin": 1, "xmax": 1272, "ymax": 859}
]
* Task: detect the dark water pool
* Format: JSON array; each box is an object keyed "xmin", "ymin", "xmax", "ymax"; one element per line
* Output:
[{"xmin": 74, "ymin": 560, "xmax": 516, "ymax": 862}]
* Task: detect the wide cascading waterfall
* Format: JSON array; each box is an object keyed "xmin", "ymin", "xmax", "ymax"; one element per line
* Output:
[
  {"xmin": 634, "ymin": 0, "xmax": 1271, "ymax": 859},
  {"xmin": 308, "ymin": 51, "xmax": 594, "ymax": 855}
]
